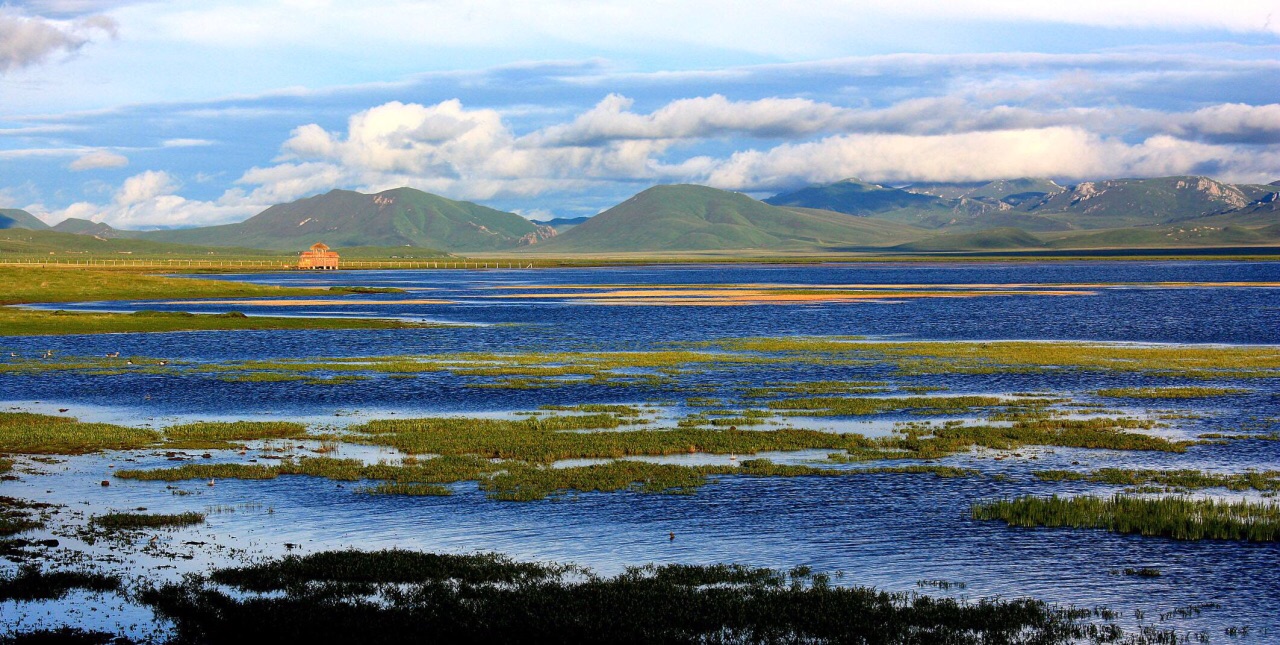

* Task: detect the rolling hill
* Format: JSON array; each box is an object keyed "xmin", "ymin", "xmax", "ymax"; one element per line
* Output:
[
  {"xmin": 0, "ymin": 209, "xmax": 49, "ymax": 230},
  {"xmin": 534, "ymin": 184, "xmax": 925, "ymax": 252},
  {"xmin": 0, "ymin": 228, "xmax": 285, "ymax": 257},
  {"xmin": 140, "ymin": 187, "xmax": 555, "ymax": 252},
  {"xmin": 892, "ymin": 227, "xmax": 1046, "ymax": 252}
]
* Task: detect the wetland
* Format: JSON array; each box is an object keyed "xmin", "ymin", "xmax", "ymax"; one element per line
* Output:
[{"xmin": 1, "ymin": 260, "xmax": 1278, "ymax": 642}]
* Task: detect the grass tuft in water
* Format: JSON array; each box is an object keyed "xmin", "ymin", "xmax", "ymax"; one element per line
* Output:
[
  {"xmin": 0, "ymin": 564, "xmax": 121, "ymax": 602},
  {"xmin": 91, "ymin": 511, "xmax": 206, "ymax": 530},
  {"xmin": 972, "ymin": 494, "xmax": 1280, "ymax": 541}
]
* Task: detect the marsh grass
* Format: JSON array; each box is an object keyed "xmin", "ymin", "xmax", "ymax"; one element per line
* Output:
[
  {"xmin": 972, "ymin": 494, "xmax": 1280, "ymax": 541},
  {"xmin": 358, "ymin": 482, "xmax": 453, "ymax": 496},
  {"xmin": 0, "ymin": 412, "xmax": 158, "ymax": 454},
  {"xmin": 701, "ymin": 337, "xmax": 1280, "ymax": 379},
  {"xmin": 1033, "ymin": 468, "xmax": 1280, "ymax": 492},
  {"xmin": 0, "ymin": 564, "xmax": 120, "ymax": 602},
  {"xmin": 768, "ymin": 395, "xmax": 1007, "ymax": 416},
  {"xmin": 1, "ymin": 496, "xmax": 53, "ymax": 536},
  {"xmin": 1095, "ymin": 387, "xmax": 1249, "ymax": 399},
  {"xmin": 138, "ymin": 548, "xmax": 1116, "ymax": 644},
  {"xmin": 91, "ymin": 511, "xmax": 205, "ymax": 530},
  {"xmin": 164, "ymin": 421, "xmax": 307, "ymax": 448}
]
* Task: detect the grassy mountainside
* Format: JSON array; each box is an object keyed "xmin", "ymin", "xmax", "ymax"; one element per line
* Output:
[
  {"xmin": 893, "ymin": 227, "xmax": 1046, "ymax": 252},
  {"xmin": 904, "ymin": 178, "xmax": 1063, "ymax": 205},
  {"xmin": 764, "ymin": 178, "xmax": 951, "ymax": 215},
  {"xmin": 50, "ymin": 217, "xmax": 133, "ymax": 238},
  {"xmin": 0, "ymin": 209, "xmax": 49, "ymax": 230},
  {"xmin": 773, "ymin": 175, "xmax": 1278, "ymax": 235},
  {"xmin": 140, "ymin": 187, "xmax": 552, "ymax": 252},
  {"xmin": 536, "ymin": 185, "xmax": 925, "ymax": 252},
  {"xmin": 1024, "ymin": 176, "xmax": 1271, "ymax": 227},
  {"xmin": 0, "ymin": 229, "xmax": 281, "ymax": 257}
]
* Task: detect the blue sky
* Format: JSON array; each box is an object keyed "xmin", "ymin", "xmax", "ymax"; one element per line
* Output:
[{"xmin": 2, "ymin": 0, "xmax": 1279, "ymax": 228}]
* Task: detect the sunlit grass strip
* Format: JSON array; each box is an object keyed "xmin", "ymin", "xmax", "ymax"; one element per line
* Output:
[
  {"xmin": 971, "ymin": 494, "xmax": 1280, "ymax": 541},
  {"xmin": 700, "ymin": 337, "xmax": 1280, "ymax": 378},
  {"xmin": 1033, "ymin": 468, "xmax": 1280, "ymax": 491},
  {"xmin": 0, "ymin": 412, "xmax": 159, "ymax": 454},
  {"xmin": 1094, "ymin": 387, "xmax": 1248, "ymax": 398},
  {"xmin": 164, "ymin": 421, "xmax": 307, "ymax": 447},
  {"xmin": 768, "ymin": 395, "xmax": 1006, "ymax": 416},
  {"xmin": 357, "ymin": 482, "xmax": 452, "ymax": 496},
  {"xmin": 91, "ymin": 511, "xmax": 205, "ymax": 530}
]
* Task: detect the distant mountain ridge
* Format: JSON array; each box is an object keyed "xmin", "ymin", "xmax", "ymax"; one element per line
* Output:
[
  {"xmin": 768, "ymin": 175, "xmax": 1279, "ymax": 234},
  {"xmin": 536, "ymin": 184, "xmax": 924, "ymax": 252},
  {"xmin": 0, "ymin": 209, "xmax": 49, "ymax": 231},
  {"xmin": 14, "ymin": 174, "xmax": 1279, "ymax": 255},
  {"xmin": 138, "ymin": 187, "xmax": 556, "ymax": 252}
]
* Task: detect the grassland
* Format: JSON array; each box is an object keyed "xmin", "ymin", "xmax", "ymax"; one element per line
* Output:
[
  {"xmin": 0, "ymin": 412, "xmax": 159, "ymax": 454},
  {"xmin": 972, "ymin": 494, "xmax": 1280, "ymax": 541},
  {"xmin": 0, "ymin": 266, "xmax": 435, "ymax": 336}
]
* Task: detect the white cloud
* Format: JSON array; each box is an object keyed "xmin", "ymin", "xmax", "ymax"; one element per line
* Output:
[
  {"xmin": 0, "ymin": 9, "xmax": 116, "ymax": 72},
  {"xmin": 44, "ymin": 169, "xmax": 263, "ymax": 228},
  {"xmin": 40, "ymin": 94, "xmax": 1280, "ymax": 229},
  {"xmin": 699, "ymin": 128, "xmax": 1280, "ymax": 189},
  {"xmin": 161, "ymin": 138, "xmax": 215, "ymax": 147},
  {"xmin": 67, "ymin": 149, "xmax": 127, "ymax": 170}
]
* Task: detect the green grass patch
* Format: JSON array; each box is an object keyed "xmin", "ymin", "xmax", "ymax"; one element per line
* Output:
[
  {"xmin": 0, "ymin": 412, "xmax": 159, "ymax": 454},
  {"xmin": 972, "ymin": 494, "xmax": 1280, "ymax": 541},
  {"xmin": 91, "ymin": 511, "xmax": 205, "ymax": 530},
  {"xmin": 1095, "ymin": 387, "xmax": 1249, "ymax": 399},
  {"xmin": 357, "ymin": 482, "xmax": 453, "ymax": 496},
  {"xmin": 163, "ymin": 421, "xmax": 307, "ymax": 448},
  {"xmin": 1033, "ymin": 468, "xmax": 1280, "ymax": 492},
  {"xmin": 768, "ymin": 395, "xmax": 1007, "ymax": 416}
]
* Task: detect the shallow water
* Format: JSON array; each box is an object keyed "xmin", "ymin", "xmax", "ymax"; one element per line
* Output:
[{"xmin": 2, "ymin": 261, "xmax": 1279, "ymax": 640}]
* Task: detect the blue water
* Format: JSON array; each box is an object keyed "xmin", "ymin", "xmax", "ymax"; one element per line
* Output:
[{"xmin": 2, "ymin": 261, "xmax": 1279, "ymax": 640}]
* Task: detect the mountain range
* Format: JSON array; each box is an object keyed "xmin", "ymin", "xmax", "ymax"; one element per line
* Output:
[{"xmin": 1, "ymin": 175, "xmax": 1276, "ymax": 255}]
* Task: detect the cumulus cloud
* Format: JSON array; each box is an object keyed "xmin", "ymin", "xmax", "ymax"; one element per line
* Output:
[
  {"xmin": 68, "ymin": 149, "xmax": 128, "ymax": 170},
  {"xmin": 48, "ymin": 170, "xmax": 263, "ymax": 228},
  {"xmin": 697, "ymin": 128, "xmax": 1277, "ymax": 190},
  {"xmin": 0, "ymin": 9, "xmax": 117, "ymax": 72},
  {"xmin": 42, "ymin": 94, "xmax": 1280, "ymax": 229},
  {"xmin": 161, "ymin": 138, "xmax": 215, "ymax": 147}
]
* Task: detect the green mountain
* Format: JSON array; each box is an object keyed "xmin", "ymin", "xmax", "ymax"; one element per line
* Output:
[
  {"xmin": 765, "ymin": 178, "xmax": 1069, "ymax": 230},
  {"xmin": 764, "ymin": 178, "xmax": 951, "ymax": 215},
  {"xmin": 893, "ymin": 227, "xmax": 1046, "ymax": 252},
  {"xmin": 0, "ymin": 209, "xmax": 49, "ymax": 230},
  {"xmin": 1024, "ymin": 176, "xmax": 1271, "ymax": 228},
  {"xmin": 533, "ymin": 216, "xmax": 592, "ymax": 232},
  {"xmin": 0, "ymin": 228, "xmax": 282, "ymax": 257},
  {"xmin": 905, "ymin": 178, "xmax": 1063, "ymax": 204},
  {"xmin": 51, "ymin": 217, "xmax": 133, "ymax": 238},
  {"xmin": 535, "ymin": 184, "xmax": 925, "ymax": 252},
  {"xmin": 772, "ymin": 176, "xmax": 1278, "ymax": 234},
  {"xmin": 140, "ymin": 187, "xmax": 555, "ymax": 252}
]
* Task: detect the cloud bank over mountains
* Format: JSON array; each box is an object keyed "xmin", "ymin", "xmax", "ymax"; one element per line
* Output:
[{"xmin": 1, "ymin": 1, "xmax": 1278, "ymax": 227}]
